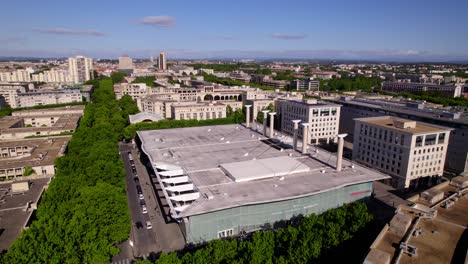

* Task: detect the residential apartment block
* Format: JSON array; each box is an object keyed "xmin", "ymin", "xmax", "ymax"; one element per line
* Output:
[
  {"xmin": 352, "ymin": 116, "xmax": 450, "ymax": 189},
  {"xmin": 68, "ymin": 55, "xmax": 94, "ymax": 83},
  {"xmin": 17, "ymin": 89, "xmax": 83, "ymax": 108},
  {"xmin": 290, "ymin": 78, "xmax": 320, "ymax": 91}
]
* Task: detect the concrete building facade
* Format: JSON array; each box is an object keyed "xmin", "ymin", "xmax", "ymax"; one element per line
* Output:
[
  {"xmin": 290, "ymin": 78, "xmax": 320, "ymax": 91},
  {"xmin": 171, "ymin": 102, "xmax": 227, "ymax": 120},
  {"xmin": 381, "ymin": 81, "xmax": 463, "ymax": 98},
  {"xmin": 277, "ymin": 99, "xmax": 341, "ymax": 144},
  {"xmin": 17, "ymin": 89, "xmax": 83, "ymax": 108},
  {"xmin": 158, "ymin": 51, "xmax": 167, "ymax": 70},
  {"xmin": 327, "ymin": 97, "xmax": 468, "ymax": 175},
  {"xmin": 352, "ymin": 116, "xmax": 451, "ymax": 189},
  {"xmin": 137, "ymin": 125, "xmax": 389, "ymax": 244},
  {"xmin": 68, "ymin": 55, "xmax": 94, "ymax": 84}
]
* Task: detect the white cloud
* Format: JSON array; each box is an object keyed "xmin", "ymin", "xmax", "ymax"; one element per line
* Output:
[
  {"xmin": 37, "ymin": 27, "xmax": 105, "ymax": 36},
  {"xmin": 272, "ymin": 33, "xmax": 306, "ymax": 40},
  {"xmin": 140, "ymin": 16, "xmax": 175, "ymax": 27}
]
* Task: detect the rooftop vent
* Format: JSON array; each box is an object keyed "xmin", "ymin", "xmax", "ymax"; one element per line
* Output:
[{"xmin": 392, "ymin": 119, "xmax": 416, "ymax": 129}]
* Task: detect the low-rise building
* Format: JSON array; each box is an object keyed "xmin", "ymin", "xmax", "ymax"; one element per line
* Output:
[
  {"xmin": 0, "ymin": 106, "xmax": 84, "ymax": 140},
  {"xmin": 352, "ymin": 116, "xmax": 451, "ymax": 189},
  {"xmin": 0, "ymin": 137, "xmax": 70, "ymax": 180},
  {"xmin": 114, "ymin": 83, "xmax": 150, "ymax": 100},
  {"xmin": 381, "ymin": 81, "xmax": 463, "ymax": 98}
]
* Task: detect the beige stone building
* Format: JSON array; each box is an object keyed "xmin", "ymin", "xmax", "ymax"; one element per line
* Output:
[
  {"xmin": 352, "ymin": 116, "xmax": 451, "ymax": 189},
  {"xmin": 114, "ymin": 83, "xmax": 150, "ymax": 100},
  {"xmin": 171, "ymin": 102, "xmax": 227, "ymax": 120},
  {"xmin": 277, "ymin": 99, "xmax": 341, "ymax": 144},
  {"xmin": 17, "ymin": 89, "xmax": 83, "ymax": 108}
]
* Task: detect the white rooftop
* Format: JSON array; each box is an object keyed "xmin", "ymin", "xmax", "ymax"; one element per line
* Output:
[
  {"xmin": 138, "ymin": 124, "xmax": 390, "ymax": 217},
  {"xmin": 220, "ymin": 156, "xmax": 310, "ymax": 182}
]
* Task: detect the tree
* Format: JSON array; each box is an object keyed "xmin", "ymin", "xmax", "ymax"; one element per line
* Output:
[
  {"xmin": 111, "ymin": 72, "xmax": 127, "ymax": 84},
  {"xmin": 23, "ymin": 166, "xmax": 35, "ymax": 176}
]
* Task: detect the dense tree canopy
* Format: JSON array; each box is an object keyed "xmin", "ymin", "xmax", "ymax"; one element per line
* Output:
[
  {"xmin": 111, "ymin": 72, "xmax": 128, "ymax": 84},
  {"xmin": 1, "ymin": 79, "xmax": 139, "ymax": 263},
  {"xmin": 147, "ymin": 203, "xmax": 372, "ymax": 264},
  {"xmin": 320, "ymin": 76, "xmax": 382, "ymax": 93}
]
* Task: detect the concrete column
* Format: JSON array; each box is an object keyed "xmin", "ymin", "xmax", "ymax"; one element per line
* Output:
[
  {"xmin": 261, "ymin": 110, "xmax": 270, "ymax": 136},
  {"xmin": 292, "ymin": 120, "xmax": 301, "ymax": 151},
  {"xmin": 336, "ymin": 133, "xmax": 348, "ymax": 172},
  {"xmin": 268, "ymin": 112, "xmax": 276, "ymax": 138},
  {"xmin": 245, "ymin": 105, "xmax": 252, "ymax": 128},
  {"xmin": 301, "ymin": 123, "xmax": 309, "ymax": 154}
]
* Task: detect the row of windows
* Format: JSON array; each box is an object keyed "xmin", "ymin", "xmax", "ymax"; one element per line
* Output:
[
  {"xmin": 410, "ymin": 167, "xmax": 442, "ymax": 177},
  {"xmin": 359, "ymin": 124, "xmax": 405, "ymax": 145},
  {"xmin": 413, "ymin": 146, "xmax": 444, "ymax": 155},
  {"xmin": 178, "ymin": 112, "xmax": 223, "ymax": 120}
]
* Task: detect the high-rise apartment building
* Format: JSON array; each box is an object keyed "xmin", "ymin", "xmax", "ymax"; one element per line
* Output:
[
  {"xmin": 157, "ymin": 51, "xmax": 167, "ymax": 70},
  {"xmin": 118, "ymin": 55, "xmax": 134, "ymax": 71},
  {"xmin": 68, "ymin": 56, "xmax": 94, "ymax": 84},
  {"xmin": 352, "ymin": 116, "xmax": 451, "ymax": 189}
]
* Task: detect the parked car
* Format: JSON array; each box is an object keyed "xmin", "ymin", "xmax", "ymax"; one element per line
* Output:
[
  {"xmin": 139, "ymin": 194, "xmax": 144, "ymax": 200},
  {"xmin": 136, "ymin": 185, "xmax": 142, "ymax": 194},
  {"xmin": 142, "ymin": 205, "xmax": 148, "ymax": 214},
  {"xmin": 146, "ymin": 221, "xmax": 152, "ymax": 229},
  {"xmin": 135, "ymin": 221, "xmax": 143, "ymax": 229},
  {"xmin": 134, "ymin": 177, "xmax": 139, "ymax": 183}
]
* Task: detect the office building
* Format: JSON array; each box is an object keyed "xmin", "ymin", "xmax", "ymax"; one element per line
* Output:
[
  {"xmin": 327, "ymin": 97, "xmax": 468, "ymax": 175},
  {"xmin": 137, "ymin": 124, "xmax": 389, "ymax": 244},
  {"xmin": 68, "ymin": 55, "xmax": 94, "ymax": 84},
  {"xmin": 157, "ymin": 51, "xmax": 167, "ymax": 70},
  {"xmin": 381, "ymin": 81, "xmax": 463, "ymax": 98},
  {"xmin": 290, "ymin": 78, "xmax": 320, "ymax": 91},
  {"xmin": 277, "ymin": 99, "xmax": 341, "ymax": 144},
  {"xmin": 118, "ymin": 55, "xmax": 134, "ymax": 72},
  {"xmin": 352, "ymin": 116, "xmax": 450, "ymax": 189},
  {"xmin": 171, "ymin": 102, "xmax": 227, "ymax": 120}
]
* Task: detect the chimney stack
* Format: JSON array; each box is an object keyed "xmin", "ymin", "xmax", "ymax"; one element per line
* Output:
[
  {"xmin": 301, "ymin": 123, "xmax": 309, "ymax": 154},
  {"xmin": 268, "ymin": 112, "xmax": 276, "ymax": 138},
  {"xmin": 292, "ymin": 120, "xmax": 301, "ymax": 151},
  {"xmin": 336, "ymin": 133, "xmax": 348, "ymax": 172},
  {"xmin": 261, "ymin": 110, "xmax": 270, "ymax": 136},
  {"xmin": 245, "ymin": 105, "xmax": 252, "ymax": 128}
]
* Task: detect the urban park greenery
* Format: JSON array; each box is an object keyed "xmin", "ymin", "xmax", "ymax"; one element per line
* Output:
[
  {"xmin": 143, "ymin": 202, "xmax": 373, "ymax": 264},
  {"xmin": 1, "ymin": 79, "xmax": 139, "ymax": 263}
]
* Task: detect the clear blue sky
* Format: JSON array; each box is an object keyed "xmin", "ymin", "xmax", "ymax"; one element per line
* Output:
[{"xmin": 1, "ymin": 0, "xmax": 467, "ymax": 61}]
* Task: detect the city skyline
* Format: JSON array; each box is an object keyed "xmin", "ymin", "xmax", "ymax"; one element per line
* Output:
[{"xmin": 1, "ymin": 0, "xmax": 467, "ymax": 61}]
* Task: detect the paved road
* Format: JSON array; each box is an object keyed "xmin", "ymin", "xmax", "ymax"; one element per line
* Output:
[{"xmin": 120, "ymin": 143, "xmax": 160, "ymax": 256}]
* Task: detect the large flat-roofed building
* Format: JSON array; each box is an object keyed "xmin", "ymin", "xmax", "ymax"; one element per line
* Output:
[
  {"xmin": 365, "ymin": 180, "xmax": 468, "ymax": 264},
  {"xmin": 137, "ymin": 124, "xmax": 389, "ymax": 244},
  {"xmin": 353, "ymin": 116, "xmax": 451, "ymax": 189},
  {"xmin": 381, "ymin": 81, "xmax": 463, "ymax": 98},
  {"xmin": 277, "ymin": 99, "xmax": 341, "ymax": 144},
  {"xmin": 0, "ymin": 106, "xmax": 83, "ymax": 140},
  {"xmin": 0, "ymin": 83, "xmax": 28, "ymax": 108},
  {"xmin": 0, "ymin": 137, "xmax": 70, "ymax": 180},
  {"xmin": 327, "ymin": 97, "xmax": 468, "ymax": 175}
]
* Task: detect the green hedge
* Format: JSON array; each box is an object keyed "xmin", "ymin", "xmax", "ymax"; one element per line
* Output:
[{"xmin": 2, "ymin": 79, "xmax": 139, "ymax": 263}]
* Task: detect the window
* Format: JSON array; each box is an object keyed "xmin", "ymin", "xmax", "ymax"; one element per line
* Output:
[
  {"xmin": 438, "ymin": 133, "xmax": 445, "ymax": 144},
  {"xmin": 218, "ymin": 229, "xmax": 233, "ymax": 238},
  {"xmin": 425, "ymin": 134, "xmax": 437, "ymax": 146},
  {"xmin": 415, "ymin": 136, "xmax": 423, "ymax": 147}
]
